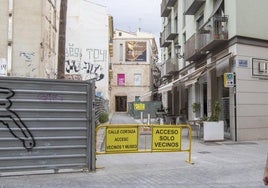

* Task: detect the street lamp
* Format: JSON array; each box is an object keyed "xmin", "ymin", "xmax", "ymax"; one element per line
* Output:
[{"xmin": 174, "ymin": 44, "xmax": 184, "ymax": 59}]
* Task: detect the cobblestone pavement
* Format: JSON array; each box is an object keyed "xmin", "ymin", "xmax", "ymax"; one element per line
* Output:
[{"xmin": 1, "ymin": 113, "xmax": 268, "ymax": 188}]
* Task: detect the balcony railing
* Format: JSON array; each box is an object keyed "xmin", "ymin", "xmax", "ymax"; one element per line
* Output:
[
  {"xmin": 184, "ymin": 33, "xmax": 205, "ymax": 61},
  {"xmin": 167, "ymin": 0, "xmax": 177, "ymax": 7},
  {"xmin": 185, "ymin": 0, "xmax": 205, "ymax": 15},
  {"xmin": 160, "ymin": 31, "xmax": 172, "ymax": 47},
  {"xmin": 166, "ymin": 22, "xmax": 178, "ymax": 40},
  {"xmin": 161, "ymin": 0, "xmax": 174, "ymax": 17},
  {"xmin": 184, "ymin": 15, "xmax": 228, "ymax": 61},
  {"xmin": 198, "ymin": 15, "xmax": 228, "ymax": 51},
  {"xmin": 165, "ymin": 58, "xmax": 179, "ymax": 74}
]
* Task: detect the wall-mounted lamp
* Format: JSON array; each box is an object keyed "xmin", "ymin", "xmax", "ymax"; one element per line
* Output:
[{"xmin": 175, "ymin": 44, "xmax": 184, "ymax": 59}]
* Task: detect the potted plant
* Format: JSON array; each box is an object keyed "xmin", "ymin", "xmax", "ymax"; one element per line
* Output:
[
  {"xmin": 203, "ymin": 101, "xmax": 224, "ymax": 141},
  {"xmin": 192, "ymin": 102, "xmax": 201, "ymax": 117}
]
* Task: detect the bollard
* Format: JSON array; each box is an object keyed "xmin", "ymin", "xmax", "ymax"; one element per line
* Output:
[
  {"xmin": 160, "ymin": 118, "xmax": 164, "ymax": 125},
  {"xmin": 147, "ymin": 114, "xmax": 151, "ymax": 125},
  {"xmin": 140, "ymin": 112, "xmax": 143, "ymax": 123}
]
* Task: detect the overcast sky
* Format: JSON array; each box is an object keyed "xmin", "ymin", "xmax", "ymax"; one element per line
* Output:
[{"xmin": 88, "ymin": 0, "xmax": 162, "ymax": 42}]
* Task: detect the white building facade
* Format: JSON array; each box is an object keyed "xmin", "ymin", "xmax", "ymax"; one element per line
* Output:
[
  {"xmin": 160, "ymin": 0, "xmax": 268, "ymax": 141},
  {"xmin": 65, "ymin": 0, "xmax": 109, "ymax": 99},
  {"xmin": 0, "ymin": 0, "xmax": 60, "ymax": 78}
]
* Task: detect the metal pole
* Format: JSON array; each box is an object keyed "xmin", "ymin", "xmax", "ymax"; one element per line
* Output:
[
  {"xmin": 140, "ymin": 111, "xmax": 143, "ymax": 123},
  {"xmin": 57, "ymin": 0, "xmax": 68, "ymax": 79},
  {"xmin": 147, "ymin": 114, "xmax": 151, "ymax": 125},
  {"xmin": 234, "ymin": 72, "xmax": 237, "ymax": 141}
]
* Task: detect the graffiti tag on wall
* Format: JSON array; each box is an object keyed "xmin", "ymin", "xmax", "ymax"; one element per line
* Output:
[
  {"xmin": 65, "ymin": 74, "xmax": 82, "ymax": 80},
  {"xmin": 0, "ymin": 58, "xmax": 7, "ymax": 76},
  {"xmin": 0, "ymin": 87, "xmax": 36, "ymax": 151},
  {"xmin": 19, "ymin": 51, "xmax": 37, "ymax": 74},
  {"xmin": 65, "ymin": 43, "xmax": 106, "ymax": 81}
]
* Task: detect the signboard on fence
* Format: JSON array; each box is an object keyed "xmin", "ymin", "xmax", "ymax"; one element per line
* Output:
[
  {"xmin": 152, "ymin": 126, "xmax": 182, "ymax": 151},
  {"xmin": 97, "ymin": 124, "xmax": 192, "ymax": 164},
  {"xmin": 106, "ymin": 127, "xmax": 138, "ymax": 152},
  {"xmin": 134, "ymin": 103, "xmax": 145, "ymax": 111}
]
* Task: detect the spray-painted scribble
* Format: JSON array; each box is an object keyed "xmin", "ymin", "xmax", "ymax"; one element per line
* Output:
[
  {"xmin": 19, "ymin": 52, "xmax": 35, "ymax": 62},
  {"xmin": 83, "ymin": 61, "xmax": 104, "ymax": 81},
  {"xmin": 65, "ymin": 74, "xmax": 82, "ymax": 80},
  {"xmin": 86, "ymin": 48, "xmax": 107, "ymax": 62},
  {"xmin": 65, "ymin": 43, "xmax": 106, "ymax": 81},
  {"xmin": 38, "ymin": 93, "xmax": 63, "ymax": 101},
  {"xmin": 0, "ymin": 87, "xmax": 36, "ymax": 151},
  {"xmin": 65, "ymin": 60, "xmax": 81, "ymax": 73},
  {"xmin": 19, "ymin": 51, "xmax": 37, "ymax": 76},
  {"xmin": 66, "ymin": 43, "xmax": 82, "ymax": 58},
  {"xmin": 0, "ymin": 58, "xmax": 7, "ymax": 76}
]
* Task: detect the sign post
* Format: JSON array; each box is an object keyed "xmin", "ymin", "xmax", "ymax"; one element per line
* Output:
[{"xmin": 224, "ymin": 72, "xmax": 234, "ymax": 88}]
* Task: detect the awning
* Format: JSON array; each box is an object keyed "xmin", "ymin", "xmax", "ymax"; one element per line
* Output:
[
  {"xmin": 209, "ymin": 0, "xmax": 223, "ymax": 19},
  {"xmin": 207, "ymin": 52, "xmax": 232, "ymax": 72},
  {"xmin": 158, "ymin": 82, "xmax": 173, "ymax": 93},
  {"xmin": 173, "ymin": 64, "xmax": 207, "ymax": 86},
  {"xmin": 140, "ymin": 91, "xmax": 152, "ymax": 98},
  {"xmin": 154, "ymin": 64, "xmax": 207, "ymax": 92},
  {"xmin": 151, "ymin": 53, "xmax": 232, "ymax": 92},
  {"xmin": 184, "ymin": 70, "xmax": 204, "ymax": 87}
]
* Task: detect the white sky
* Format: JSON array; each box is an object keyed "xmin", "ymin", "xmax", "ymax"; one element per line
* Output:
[{"xmin": 87, "ymin": 0, "xmax": 162, "ymax": 42}]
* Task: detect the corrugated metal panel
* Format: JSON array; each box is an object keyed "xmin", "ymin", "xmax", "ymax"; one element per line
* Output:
[{"xmin": 0, "ymin": 77, "xmax": 95, "ymax": 175}]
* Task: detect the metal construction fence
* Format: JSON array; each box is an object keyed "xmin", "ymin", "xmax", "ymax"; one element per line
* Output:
[
  {"xmin": 0, "ymin": 77, "xmax": 96, "ymax": 176},
  {"xmin": 95, "ymin": 96, "xmax": 109, "ymax": 125}
]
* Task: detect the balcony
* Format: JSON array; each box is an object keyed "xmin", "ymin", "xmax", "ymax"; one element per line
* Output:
[
  {"xmin": 161, "ymin": 0, "xmax": 174, "ymax": 17},
  {"xmin": 185, "ymin": 0, "xmax": 205, "ymax": 15},
  {"xmin": 165, "ymin": 58, "xmax": 179, "ymax": 74},
  {"xmin": 167, "ymin": 0, "xmax": 177, "ymax": 7},
  {"xmin": 160, "ymin": 31, "xmax": 172, "ymax": 48},
  {"xmin": 184, "ymin": 15, "xmax": 228, "ymax": 61},
  {"xmin": 198, "ymin": 16, "xmax": 228, "ymax": 52},
  {"xmin": 166, "ymin": 22, "xmax": 178, "ymax": 40},
  {"xmin": 185, "ymin": 34, "xmax": 206, "ymax": 61}
]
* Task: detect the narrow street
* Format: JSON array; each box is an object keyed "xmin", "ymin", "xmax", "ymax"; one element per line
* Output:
[{"xmin": 2, "ymin": 113, "xmax": 267, "ymax": 188}]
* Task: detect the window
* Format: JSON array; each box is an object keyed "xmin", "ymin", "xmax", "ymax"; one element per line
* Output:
[
  {"xmin": 135, "ymin": 96, "xmax": 140, "ymax": 102},
  {"xmin": 134, "ymin": 73, "xmax": 142, "ymax": 85},
  {"xmin": 117, "ymin": 74, "xmax": 125, "ymax": 86},
  {"xmin": 252, "ymin": 58, "xmax": 268, "ymax": 77},
  {"xmin": 119, "ymin": 44, "xmax": 123, "ymax": 61}
]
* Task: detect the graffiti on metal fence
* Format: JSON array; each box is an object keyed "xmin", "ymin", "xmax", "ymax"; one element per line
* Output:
[
  {"xmin": 0, "ymin": 87, "xmax": 36, "ymax": 151},
  {"xmin": 38, "ymin": 93, "xmax": 63, "ymax": 101}
]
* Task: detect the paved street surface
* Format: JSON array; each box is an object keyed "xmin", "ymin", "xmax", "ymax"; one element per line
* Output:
[{"xmin": 1, "ymin": 113, "xmax": 268, "ymax": 188}]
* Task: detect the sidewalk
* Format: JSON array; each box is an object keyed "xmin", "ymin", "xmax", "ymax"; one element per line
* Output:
[{"xmin": 1, "ymin": 113, "xmax": 268, "ymax": 188}]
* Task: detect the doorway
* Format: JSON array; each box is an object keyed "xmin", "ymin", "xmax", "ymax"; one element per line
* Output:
[{"xmin": 115, "ymin": 96, "xmax": 127, "ymax": 112}]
